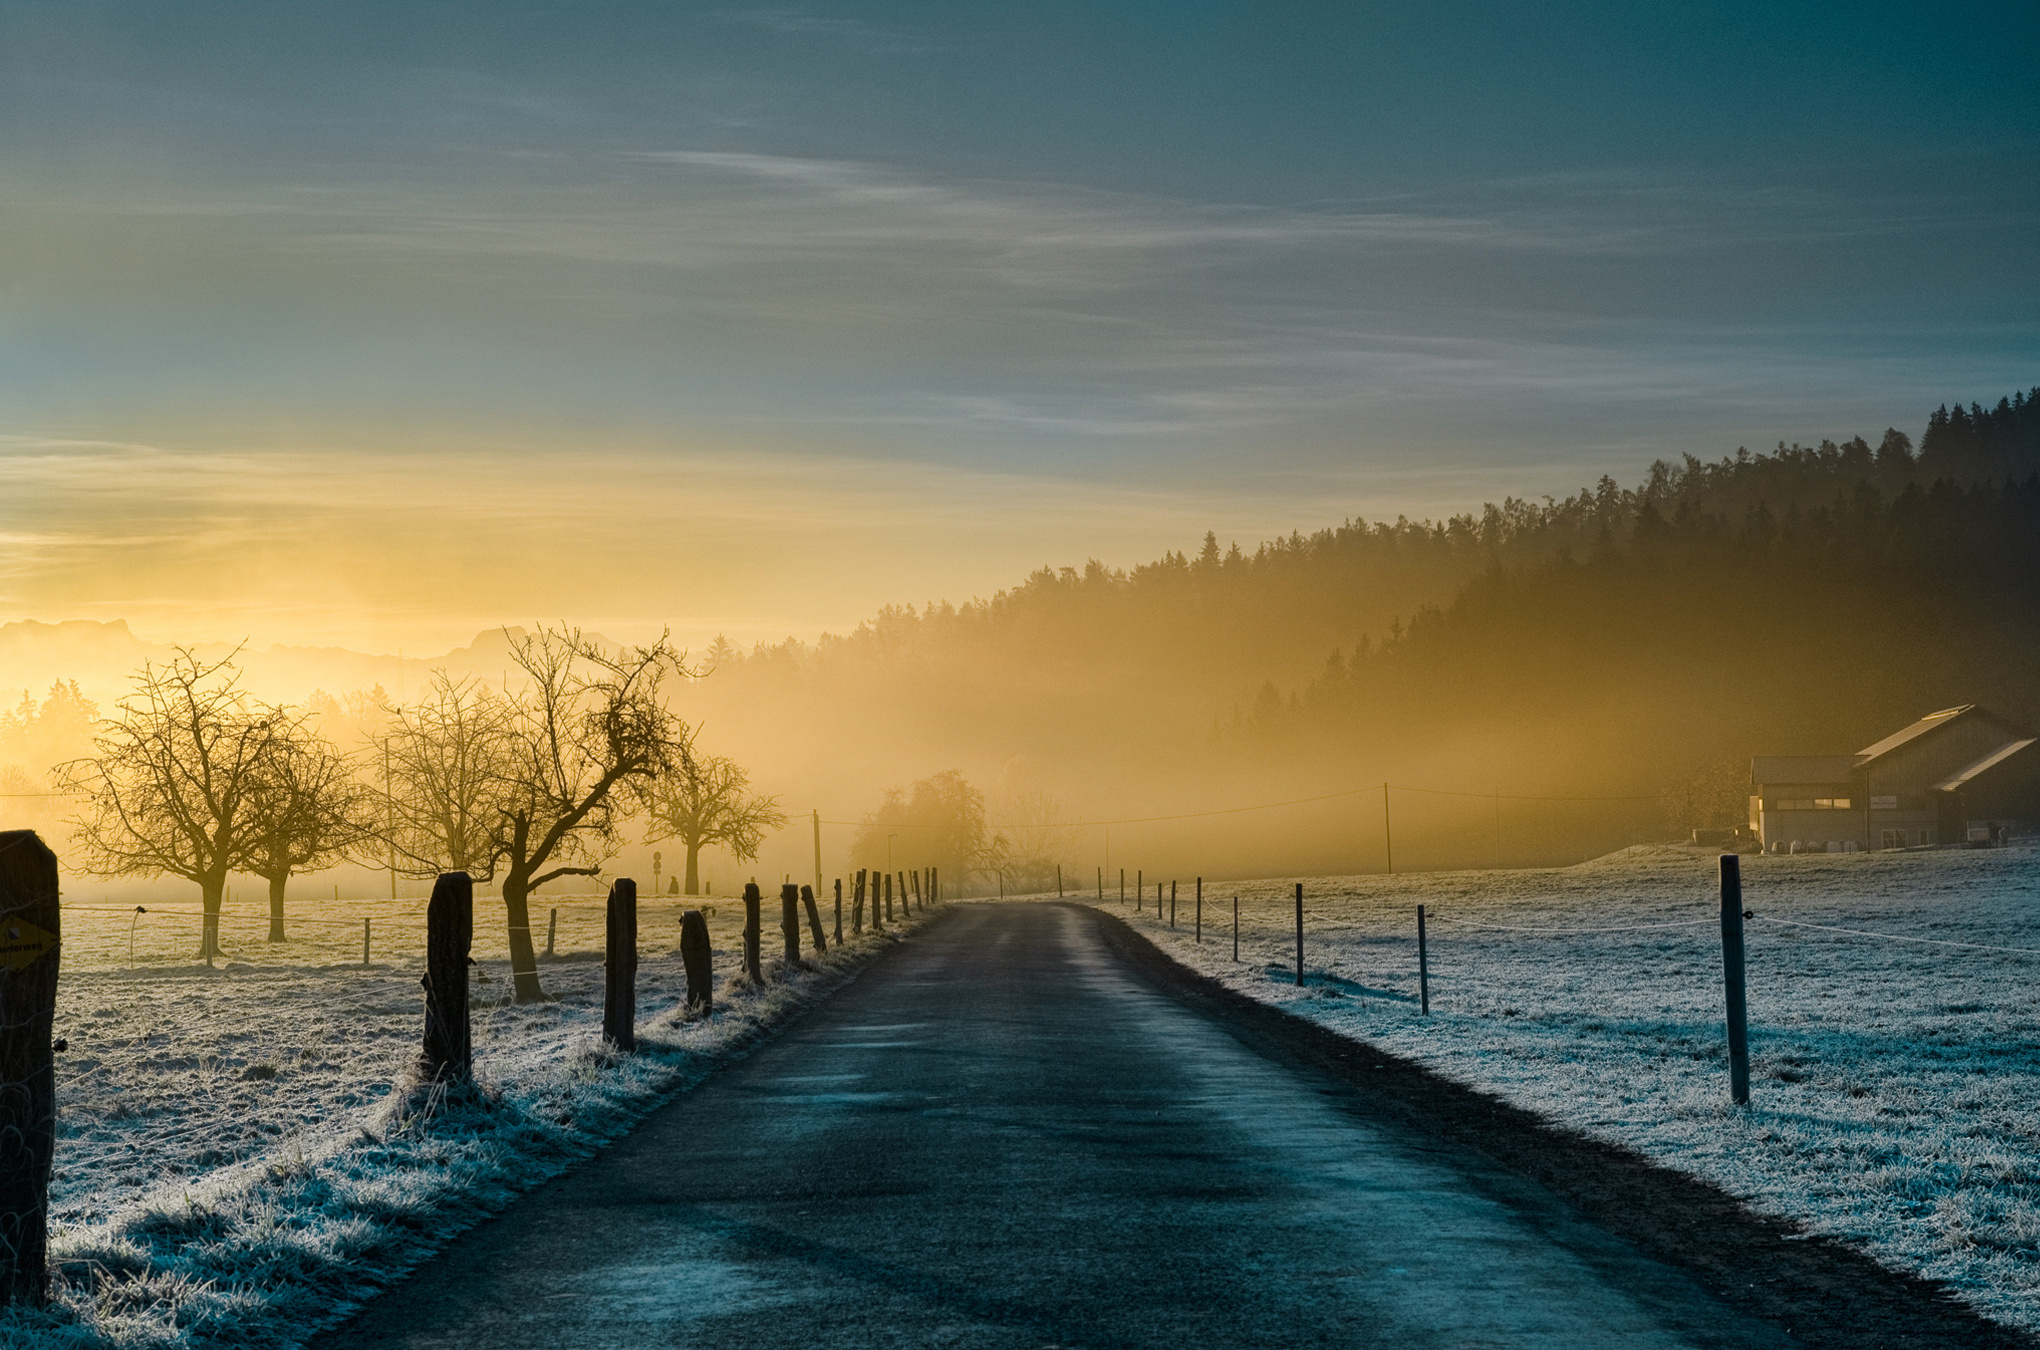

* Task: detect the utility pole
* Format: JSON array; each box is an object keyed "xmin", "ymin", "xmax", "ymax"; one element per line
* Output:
[
  {"xmin": 384, "ymin": 740, "xmax": 396, "ymax": 902},
  {"xmin": 1383, "ymin": 781, "xmax": 1393, "ymax": 875}
]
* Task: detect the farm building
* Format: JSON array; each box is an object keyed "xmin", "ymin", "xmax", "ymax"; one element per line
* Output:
[{"xmin": 1750, "ymin": 704, "xmax": 2038, "ymax": 853}]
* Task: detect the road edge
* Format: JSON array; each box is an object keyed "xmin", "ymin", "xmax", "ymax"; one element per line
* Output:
[{"xmin": 1083, "ymin": 901, "xmax": 2037, "ymax": 1350}]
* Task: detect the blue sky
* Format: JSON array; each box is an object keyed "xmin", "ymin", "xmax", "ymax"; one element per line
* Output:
[{"xmin": 1, "ymin": 2, "xmax": 2034, "ymax": 649}]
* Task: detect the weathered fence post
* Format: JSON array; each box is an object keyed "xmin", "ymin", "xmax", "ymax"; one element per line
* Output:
[
  {"xmin": 833, "ymin": 879, "xmax": 843, "ymax": 945},
  {"xmin": 1232, "ymin": 895, "xmax": 1239, "ymax": 962},
  {"xmin": 1195, "ymin": 877, "xmax": 1202, "ymax": 941},
  {"xmin": 1170, "ymin": 880, "xmax": 1176, "ymax": 928},
  {"xmin": 679, "ymin": 909, "xmax": 713, "ymax": 1014},
  {"xmin": 781, "ymin": 883, "xmax": 801, "ymax": 966},
  {"xmin": 1057, "ymin": 864, "xmax": 1063, "ymax": 897},
  {"xmin": 605, "ymin": 878, "xmax": 638, "ymax": 1052},
  {"xmin": 420, "ymin": 870, "xmax": 473, "ymax": 1084},
  {"xmin": 884, "ymin": 872, "xmax": 894, "ymax": 923},
  {"xmin": 803, "ymin": 884, "xmax": 827, "ymax": 954},
  {"xmin": 1119, "ymin": 868, "xmax": 1125, "ymax": 903},
  {"xmin": 1137, "ymin": 869, "xmax": 1142, "ymax": 911},
  {"xmin": 853, "ymin": 870, "xmax": 866, "ymax": 934},
  {"xmin": 742, "ymin": 882, "xmax": 764, "ymax": 982},
  {"xmin": 931, "ymin": 867, "xmax": 939, "ymax": 903},
  {"xmin": 1294, "ymin": 882, "xmax": 1304, "ymax": 987},
  {"xmin": 910, "ymin": 869, "xmax": 923, "ymax": 911},
  {"xmin": 1097, "ymin": 867, "xmax": 1103, "ymax": 901},
  {"xmin": 0, "ymin": 831, "xmax": 60, "ymax": 1306},
  {"xmin": 545, "ymin": 906, "xmax": 557, "ymax": 957},
  {"xmin": 362, "ymin": 917, "xmax": 371, "ymax": 966},
  {"xmin": 1416, "ymin": 904, "xmax": 1430, "ymax": 1015},
  {"xmin": 1720, "ymin": 854, "xmax": 1750, "ymax": 1106}
]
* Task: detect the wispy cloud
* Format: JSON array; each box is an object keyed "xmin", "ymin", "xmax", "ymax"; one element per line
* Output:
[{"xmin": 710, "ymin": 8, "xmax": 933, "ymax": 54}]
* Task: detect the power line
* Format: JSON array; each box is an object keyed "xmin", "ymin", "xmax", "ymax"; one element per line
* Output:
[{"xmin": 822, "ymin": 778, "xmax": 1675, "ymax": 831}]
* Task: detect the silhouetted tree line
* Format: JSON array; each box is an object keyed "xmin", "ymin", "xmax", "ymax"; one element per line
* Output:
[
  {"xmin": 686, "ymin": 386, "xmax": 2040, "ymax": 847},
  {"xmin": 1240, "ymin": 410, "xmax": 2040, "ymax": 825}
]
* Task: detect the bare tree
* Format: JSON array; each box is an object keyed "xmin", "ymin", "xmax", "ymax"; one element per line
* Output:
[
  {"xmin": 493, "ymin": 626, "xmax": 691, "ymax": 1003},
  {"xmin": 852, "ymin": 770, "xmax": 990, "ymax": 890},
  {"xmin": 985, "ymin": 789, "xmax": 1081, "ymax": 894},
  {"xmin": 377, "ymin": 671, "xmax": 518, "ymax": 879},
  {"xmin": 644, "ymin": 726, "xmax": 785, "ymax": 894},
  {"xmin": 59, "ymin": 649, "xmax": 283, "ymax": 964},
  {"xmin": 244, "ymin": 727, "xmax": 378, "ymax": 941}
]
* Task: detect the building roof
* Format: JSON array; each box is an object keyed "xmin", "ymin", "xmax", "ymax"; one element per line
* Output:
[
  {"xmin": 1751, "ymin": 755, "xmax": 1863, "ymax": 784},
  {"xmin": 1929, "ymin": 738, "xmax": 2040, "ymax": 792},
  {"xmin": 1857, "ymin": 704, "xmax": 1978, "ymax": 762}
]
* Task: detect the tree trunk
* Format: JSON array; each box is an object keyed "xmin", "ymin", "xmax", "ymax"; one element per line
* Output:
[
  {"xmin": 200, "ymin": 876, "xmax": 225, "ymax": 966},
  {"xmin": 266, "ymin": 873, "xmax": 287, "ymax": 942},
  {"xmin": 685, "ymin": 841, "xmax": 701, "ymax": 896},
  {"xmin": 501, "ymin": 871, "xmax": 547, "ymax": 1003}
]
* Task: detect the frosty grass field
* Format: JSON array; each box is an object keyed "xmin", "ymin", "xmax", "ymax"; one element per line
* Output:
[
  {"xmin": 19, "ymin": 843, "xmax": 2040, "ymax": 1345},
  {"xmin": 1068, "ymin": 842, "xmax": 2040, "ymax": 1332},
  {"xmin": 12, "ymin": 893, "xmax": 932, "ymax": 1350}
]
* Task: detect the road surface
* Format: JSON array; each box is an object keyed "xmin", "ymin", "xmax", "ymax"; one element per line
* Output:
[{"xmin": 319, "ymin": 902, "xmax": 1800, "ymax": 1349}]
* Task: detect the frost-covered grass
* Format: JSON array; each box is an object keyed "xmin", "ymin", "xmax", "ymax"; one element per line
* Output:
[
  {"xmin": 7, "ymin": 894, "xmax": 927, "ymax": 1349},
  {"xmin": 1054, "ymin": 843, "xmax": 2040, "ymax": 1331}
]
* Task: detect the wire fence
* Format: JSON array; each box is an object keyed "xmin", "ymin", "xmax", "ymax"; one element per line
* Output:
[
  {"xmin": 1085, "ymin": 855, "xmax": 2040, "ymax": 1014},
  {"xmin": 52, "ymin": 892, "xmax": 757, "ymax": 974}
]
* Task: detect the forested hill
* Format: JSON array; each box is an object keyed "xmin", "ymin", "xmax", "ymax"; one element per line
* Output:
[{"xmin": 689, "ymin": 386, "xmax": 2040, "ymax": 868}]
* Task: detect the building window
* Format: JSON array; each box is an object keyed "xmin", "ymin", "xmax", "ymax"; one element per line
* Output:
[{"xmin": 1772, "ymin": 797, "xmax": 1852, "ymax": 811}]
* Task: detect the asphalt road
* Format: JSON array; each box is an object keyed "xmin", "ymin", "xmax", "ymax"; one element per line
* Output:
[{"xmin": 318, "ymin": 902, "xmax": 1797, "ymax": 1350}]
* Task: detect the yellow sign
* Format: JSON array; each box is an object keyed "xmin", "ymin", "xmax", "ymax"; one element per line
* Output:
[{"xmin": 0, "ymin": 919, "xmax": 56, "ymax": 971}]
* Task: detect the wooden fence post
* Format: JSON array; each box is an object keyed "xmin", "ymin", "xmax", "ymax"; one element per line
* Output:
[
  {"xmin": 884, "ymin": 872, "xmax": 893, "ymax": 924},
  {"xmin": 803, "ymin": 884, "xmax": 828, "ymax": 954},
  {"xmin": 605, "ymin": 878, "xmax": 638, "ymax": 1052},
  {"xmin": 854, "ymin": 870, "xmax": 865, "ymax": 934},
  {"xmin": 1417, "ymin": 904, "xmax": 1430, "ymax": 1015},
  {"xmin": 1119, "ymin": 869, "xmax": 1125, "ymax": 903},
  {"xmin": 1057, "ymin": 864, "xmax": 1063, "ymax": 897},
  {"xmin": 1137, "ymin": 869, "xmax": 1142, "ymax": 911},
  {"xmin": 911, "ymin": 869, "xmax": 923, "ymax": 911},
  {"xmin": 1294, "ymin": 882, "xmax": 1304, "ymax": 987},
  {"xmin": 680, "ymin": 908, "xmax": 713, "ymax": 1015},
  {"xmin": 1232, "ymin": 895, "xmax": 1239, "ymax": 962},
  {"xmin": 780, "ymin": 883, "xmax": 801, "ymax": 966},
  {"xmin": 742, "ymin": 882, "xmax": 763, "ymax": 982},
  {"xmin": 545, "ymin": 906, "xmax": 557, "ymax": 957},
  {"xmin": 1097, "ymin": 867, "xmax": 1102, "ymax": 901},
  {"xmin": 1720, "ymin": 855, "xmax": 1750, "ymax": 1106},
  {"xmin": 1170, "ymin": 880, "xmax": 1176, "ymax": 928},
  {"xmin": 362, "ymin": 917, "xmax": 371, "ymax": 966},
  {"xmin": 420, "ymin": 870, "xmax": 473, "ymax": 1084},
  {"xmin": 0, "ymin": 831, "xmax": 59, "ymax": 1306},
  {"xmin": 1195, "ymin": 877, "xmax": 1202, "ymax": 942},
  {"xmin": 931, "ymin": 867, "xmax": 939, "ymax": 903},
  {"xmin": 833, "ymin": 879, "xmax": 843, "ymax": 945}
]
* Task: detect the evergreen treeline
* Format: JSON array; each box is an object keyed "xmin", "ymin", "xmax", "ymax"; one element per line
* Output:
[{"xmin": 684, "ymin": 386, "xmax": 2040, "ymax": 864}]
